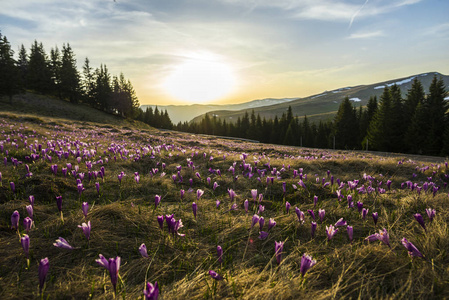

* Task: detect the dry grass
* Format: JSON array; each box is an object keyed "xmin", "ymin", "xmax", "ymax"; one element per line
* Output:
[{"xmin": 0, "ymin": 111, "xmax": 449, "ymax": 299}]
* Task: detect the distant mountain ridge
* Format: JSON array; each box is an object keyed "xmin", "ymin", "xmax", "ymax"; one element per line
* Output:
[
  {"xmin": 140, "ymin": 97, "xmax": 299, "ymax": 124},
  {"xmin": 189, "ymin": 72, "xmax": 449, "ymax": 124}
]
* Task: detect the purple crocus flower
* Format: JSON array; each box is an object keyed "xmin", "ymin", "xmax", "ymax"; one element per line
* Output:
[
  {"xmin": 300, "ymin": 253, "xmax": 317, "ymax": 276},
  {"xmin": 259, "ymin": 217, "xmax": 265, "ymax": 230},
  {"xmin": 108, "ymin": 257, "xmax": 121, "ymax": 293},
  {"xmin": 365, "ymin": 228, "xmax": 391, "ymax": 248},
  {"xmin": 335, "ymin": 218, "xmax": 347, "ymax": 227},
  {"xmin": 77, "ymin": 183, "xmax": 84, "ymax": 196},
  {"xmin": 23, "ymin": 217, "xmax": 32, "ymax": 233},
  {"xmin": 311, "ymin": 221, "xmax": 317, "ymax": 238},
  {"xmin": 228, "ymin": 189, "xmax": 236, "ymax": 201},
  {"xmin": 209, "ymin": 270, "xmax": 223, "ymax": 280},
  {"xmin": 192, "ymin": 202, "xmax": 197, "ymax": 219},
  {"xmin": 213, "ymin": 182, "xmax": 219, "ymax": 190},
  {"xmin": 143, "ymin": 281, "xmax": 159, "ymax": 300},
  {"xmin": 318, "ymin": 209, "xmax": 325, "ymax": 223},
  {"xmin": 347, "ymin": 225, "xmax": 353, "ymax": 242},
  {"xmin": 308, "ymin": 209, "xmax": 316, "ymax": 221},
  {"xmin": 11, "ymin": 210, "xmax": 19, "ymax": 230},
  {"xmin": 21, "ymin": 234, "xmax": 30, "ymax": 258},
  {"xmin": 26, "ymin": 205, "xmax": 33, "ymax": 219},
  {"xmin": 259, "ymin": 231, "xmax": 269, "ymax": 240},
  {"xmin": 56, "ymin": 196, "xmax": 63, "ymax": 212},
  {"xmin": 401, "ymin": 238, "xmax": 423, "ymax": 258},
  {"xmin": 257, "ymin": 204, "xmax": 264, "ymax": 215},
  {"xmin": 268, "ymin": 218, "xmax": 276, "ymax": 231},
  {"xmin": 53, "ymin": 237, "xmax": 74, "ymax": 250},
  {"xmin": 362, "ymin": 208, "xmax": 368, "ymax": 220},
  {"xmin": 286, "ymin": 201, "xmax": 291, "ymax": 214},
  {"xmin": 275, "ymin": 241, "xmax": 284, "ymax": 264},
  {"xmin": 216, "ymin": 199, "xmax": 221, "ymax": 208},
  {"xmin": 295, "ymin": 207, "xmax": 305, "ymax": 224},
  {"xmin": 196, "ymin": 189, "xmax": 204, "ymax": 200},
  {"xmin": 412, "ymin": 213, "xmax": 426, "ymax": 232},
  {"xmin": 180, "ymin": 189, "xmax": 185, "ymax": 200},
  {"xmin": 357, "ymin": 201, "xmax": 363, "ymax": 213},
  {"xmin": 38, "ymin": 257, "xmax": 50, "ymax": 292},
  {"xmin": 244, "ymin": 200, "xmax": 249, "ymax": 213},
  {"xmin": 313, "ymin": 195, "xmax": 318, "ymax": 207},
  {"xmin": 282, "ymin": 182, "xmax": 286, "ymax": 195},
  {"xmin": 426, "ymin": 208, "xmax": 436, "ymax": 222},
  {"xmin": 155, "ymin": 195, "xmax": 161, "ymax": 209},
  {"xmin": 326, "ymin": 225, "xmax": 338, "ymax": 240},
  {"xmin": 78, "ymin": 221, "xmax": 91, "ymax": 240},
  {"xmin": 251, "ymin": 189, "xmax": 258, "ymax": 202},
  {"xmin": 157, "ymin": 215, "xmax": 164, "ymax": 230},
  {"xmin": 95, "ymin": 182, "xmax": 100, "ymax": 194},
  {"xmin": 139, "ymin": 243, "xmax": 149, "ymax": 258},
  {"xmin": 251, "ymin": 214, "xmax": 260, "ymax": 228},
  {"xmin": 29, "ymin": 195, "xmax": 35, "ymax": 207},
  {"xmin": 82, "ymin": 202, "xmax": 89, "ymax": 218},
  {"xmin": 10, "ymin": 182, "xmax": 15, "ymax": 193},
  {"xmin": 386, "ymin": 180, "xmax": 392, "ymax": 190},
  {"xmin": 372, "ymin": 212, "xmax": 379, "ymax": 225},
  {"xmin": 217, "ymin": 245, "xmax": 223, "ymax": 263}
]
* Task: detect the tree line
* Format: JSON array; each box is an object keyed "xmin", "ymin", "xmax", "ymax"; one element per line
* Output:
[
  {"xmin": 0, "ymin": 32, "xmax": 162, "ymax": 123},
  {"xmin": 175, "ymin": 76, "xmax": 448, "ymax": 156}
]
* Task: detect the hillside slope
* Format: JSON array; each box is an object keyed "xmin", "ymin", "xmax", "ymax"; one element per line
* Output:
[
  {"xmin": 0, "ymin": 92, "xmax": 151, "ymax": 129},
  {"xmin": 191, "ymin": 72, "xmax": 449, "ymax": 124}
]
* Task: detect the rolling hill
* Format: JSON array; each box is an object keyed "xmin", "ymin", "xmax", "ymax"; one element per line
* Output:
[
  {"xmin": 190, "ymin": 72, "xmax": 449, "ymax": 124},
  {"xmin": 140, "ymin": 97, "xmax": 299, "ymax": 124}
]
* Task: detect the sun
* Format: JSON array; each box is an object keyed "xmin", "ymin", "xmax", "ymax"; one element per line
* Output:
[{"xmin": 162, "ymin": 54, "xmax": 236, "ymax": 104}]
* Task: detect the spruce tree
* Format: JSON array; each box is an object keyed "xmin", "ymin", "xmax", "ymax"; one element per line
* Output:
[
  {"xmin": 27, "ymin": 41, "xmax": 52, "ymax": 94},
  {"xmin": 426, "ymin": 75, "xmax": 447, "ymax": 155},
  {"xmin": 17, "ymin": 44, "xmax": 28, "ymax": 91},
  {"xmin": 367, "ymin": 87, "xmax": 393, "ymax": 151},
  {"xmin": 389, "ymin": 84, "xmax": 405, "ymax": 152},
  {"xmin": 82, "ymin": 57, "xmax": 95, "ymax": 106},
  {"xmin": 333, "ymin": 97, "xmax": 358, "ymax": 149},
  {"xmin": 0, "ymin": 33, "xmax": 19, "ymax": 103},
  {"xmin": 60, "ymin": 43, "xmax": 80, "ymax": 103}
]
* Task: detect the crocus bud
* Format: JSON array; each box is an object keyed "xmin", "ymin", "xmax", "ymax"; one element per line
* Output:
[
  {"xmin": 21, "ymin": 234, "xmax": 30, "ymax": 258},
  {"xmin": 311, "ymin": 221, "xmax": 317, "ymax": 238},
  {"xmin": 139, "ymin": 243, "xmax": 149, "ymax": 258},
  {"xmin": 192, "ymin": 202, "xmax": 197, "ymax": 219},
  {"xmin": 39, "ymin": 257, "xmax": 50, "ymax": 292},
  {"xmin": 217, "ymin": 245, "xmax": 223, "ymax": 263},
  {"xmin": 347, "ymin": 225, "xmax": 353, "ymax": 242},
  {"xmin": 23, "ymin": 217, "xmax": 32, "ymax": 232},
  {"xmin": 11, "ymin": 210, "xmax": 20, "ymax": 230}
]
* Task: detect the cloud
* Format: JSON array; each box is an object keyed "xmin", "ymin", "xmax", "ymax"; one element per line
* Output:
[{"xmin": 347, "ymin": 30, "xmax": 385, "ymax": 39}]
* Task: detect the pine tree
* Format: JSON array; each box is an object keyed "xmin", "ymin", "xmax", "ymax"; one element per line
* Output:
[
  {"xmin": 0, "ymin": 33, "xmax": 19, "ymax": 103},
  {"xmin": 367, "ymin": 87, "xmax": 394, "ymax": 151},
  {"xmin": 17, "ymin": 44, "xmax": 28, "ymax": 91},
  {"xmin": 27, "ymin": 41, "xmax": 52, "ymax": 94},
  {"xmin": 60, "ymin": 43, "xmax": 80, "ymax": 103},
  {"xmin": 426, "ymin": 76, "xmax": 447, "ymax": 155},
  {"xmin": 93, "ymin": 64, "xmax": 112, "ymax": 111},
  {"xmin": 49, "ymin": 46, "xmax": 61, "ymax": 97},
  {"xmin": 333, "ymin": 97, "xmax": 358, "ymax": 149},
  {"xmin": 82, "ymin": 57, "xmax": 95, "ymax": 106},
  {"xmin": 389, "ymin": 84, "xmax": 405, "ymax": 152}
]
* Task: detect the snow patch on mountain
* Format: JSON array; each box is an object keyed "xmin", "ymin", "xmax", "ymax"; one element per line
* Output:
[{"xmin": 349, "ymin": 98, "xmax": 361, "ymax": 102}]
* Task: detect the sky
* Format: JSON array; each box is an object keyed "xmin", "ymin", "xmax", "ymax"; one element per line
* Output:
[{"xmin": 1, "ymin": 0, "xmax": 448, "ymax": 105}]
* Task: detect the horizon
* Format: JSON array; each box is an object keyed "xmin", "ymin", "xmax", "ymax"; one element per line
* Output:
[{"xmin": 1, "ymin": 0, "xmax": 448, "ymax": 106}]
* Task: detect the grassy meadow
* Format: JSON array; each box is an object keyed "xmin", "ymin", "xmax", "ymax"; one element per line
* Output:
[{"xmin": 1, "ymin": 98, "xmax": 449, "ymax": 299}]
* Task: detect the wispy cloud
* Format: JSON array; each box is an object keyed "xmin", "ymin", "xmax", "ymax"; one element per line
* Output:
[{"xmin": 347, "ymin": 30, "xmax": 385, "ymax": 39}]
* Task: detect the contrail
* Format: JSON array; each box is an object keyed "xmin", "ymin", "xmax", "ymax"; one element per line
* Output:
[{"xmin": 349, "ymin": 0, "xmax": 369, "ymax": 29}]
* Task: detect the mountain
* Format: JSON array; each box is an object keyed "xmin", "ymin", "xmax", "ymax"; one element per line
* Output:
[
  {"xmin": 190, "ymin": 72, "xmax": 449, "ymax": 124},
  {"xmin": 140, "ymin": 98, "xmax": 298, "ymax": 124}
]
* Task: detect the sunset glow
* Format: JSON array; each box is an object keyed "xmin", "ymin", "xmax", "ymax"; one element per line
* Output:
[{"xmin": 162, "ymin": 56, "xmax": 236, "ymax": 103}]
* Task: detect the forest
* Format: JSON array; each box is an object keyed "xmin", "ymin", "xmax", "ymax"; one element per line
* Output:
[
  {"xmin": 1, "ymin": 32, "xmax": 448, "ymax": 156},
  {"xmin": 175, "ymin": 77, "xmax": 448, "ymax": 156}
]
